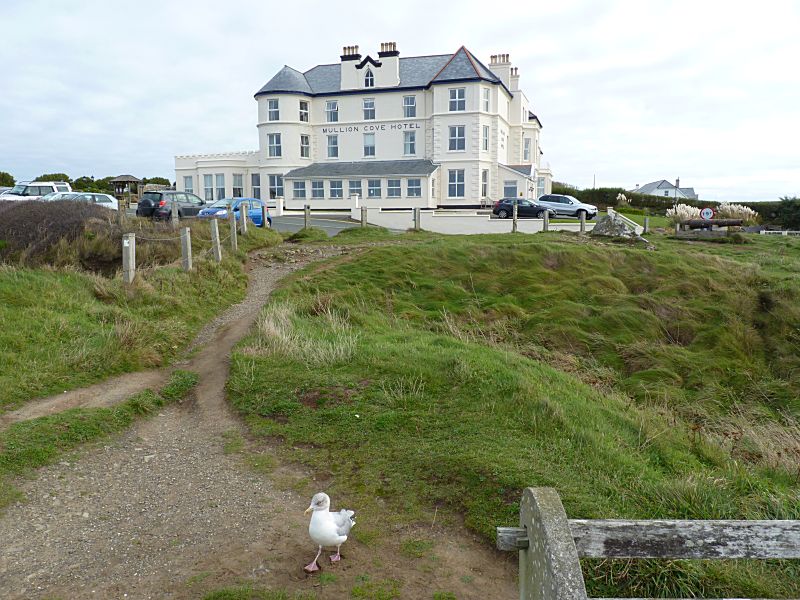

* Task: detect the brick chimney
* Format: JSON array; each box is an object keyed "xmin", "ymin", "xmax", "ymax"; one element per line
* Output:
[{"xmin": 489, "ymin": 53, "xmax": 512, "ymax": 89}]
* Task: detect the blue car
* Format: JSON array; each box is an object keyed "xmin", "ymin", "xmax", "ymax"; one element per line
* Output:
[{"xmin": 198, "ymin": 197, "xmax": 272, "ymax": 227}]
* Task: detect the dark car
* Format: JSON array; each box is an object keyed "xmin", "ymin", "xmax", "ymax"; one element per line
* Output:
[
  {"xmin": 137, "ymin": 190, "xmax": 206, "ymax": 220},
  {"xmin": 492, "ymin": 198, "xmax": 556, "ymax": 219}
]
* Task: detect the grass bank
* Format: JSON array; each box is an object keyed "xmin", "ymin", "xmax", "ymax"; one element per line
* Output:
[
  {"xmin": 228, "ymin": 232, "xmax": 800, "ymax": 597},
  {"xmin": 0, "ymin": 370, "xmax": 198, "ymax": 510},
  {"xmin": 0, "ymin": 225, "xmax": 280, "ymax": 410}
]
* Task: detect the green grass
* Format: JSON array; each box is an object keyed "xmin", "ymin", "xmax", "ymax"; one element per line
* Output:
[
  {"xmin": 204, "ymin": 587, "xmax": 315, "ymax": 600},
  {"xmin": 284, "ymin": 227, "xmax": 330, "ymax": 243},
  {"xmin": 0, "ymin": 226, "xmax": 280, "ymax": 411},
  {"xmin": 228, "ymin": 232, "xmax": 800, "ymax": 597},
  {"xmin": 616, "ymin": 207, "xmax": 671, "ymax": 228},
  {"xmin": 0, "ymin": 370, "xmax": 198, "ymax": 510}
]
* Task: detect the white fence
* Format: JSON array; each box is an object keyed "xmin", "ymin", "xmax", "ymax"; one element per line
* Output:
[
  {"xmin": 350, "ymin": 207, "xmax": 595, "ymax": 235},
  {"xmin": 760, "ymin": 230, "xmax": 800, "ymax": 236}
]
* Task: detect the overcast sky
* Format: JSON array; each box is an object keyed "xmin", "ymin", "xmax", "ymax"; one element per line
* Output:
[{"xmin": 1, "ymin": 0, "xmax": 798, "ymax": 201}]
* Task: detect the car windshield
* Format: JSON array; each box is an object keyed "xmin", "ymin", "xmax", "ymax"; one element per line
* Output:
[
  {"xmin": 208, "ymin": 198, "xmax": 234, "ymax": 209},
  {"xmin": 9, "ymin": 184, "xmax": 26, "ymax": 194},
  {"xmin": 142, "ymin": 192, "xmax": 162, "ymax": 202}
]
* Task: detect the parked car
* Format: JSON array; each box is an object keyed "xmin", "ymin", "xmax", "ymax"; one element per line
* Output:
[
  {"xmin": 40, "ymin": 191, "xmax": 119, "ymax": 210},
  {"xmin": 198, "ymin": 197, "xmax": 272, "ymax": 227},
  {"xmin": 536, "ymin": 194, "xmax": 597, "ymax": 219},
  {"xmin": 137, "ymin": 190, "xmax": 205, "ymax": 220},
  {"xmin": 41, "ymin": 192, "xmax": 79, "ymax": 201},
  {"xmin": 1, "ymin": 181, "xmax": 72, "ymax": 201},
  {"xmin": 492, "ymin": 198, "xmax": 556, "ymax": 219}
]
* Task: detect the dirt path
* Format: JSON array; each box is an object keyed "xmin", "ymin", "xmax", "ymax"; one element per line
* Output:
[{"xmin": 0, "ymin": 244, "xmax": 517, "ymax": 600}]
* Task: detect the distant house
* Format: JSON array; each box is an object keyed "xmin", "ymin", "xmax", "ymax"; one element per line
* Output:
[{"xmin": 630, "ymin": 180, "xmax": 698, "ymax": 200}]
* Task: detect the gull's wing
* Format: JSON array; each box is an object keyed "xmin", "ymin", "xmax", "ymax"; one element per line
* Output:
[{"xmin": 333, "ymin": 509, "xmax": 356, "ymax": 536}]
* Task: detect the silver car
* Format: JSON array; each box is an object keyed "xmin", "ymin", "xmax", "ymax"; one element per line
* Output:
[{"xmin": 536, "ymin": 194, "xmax": 597, "ymax": 219}]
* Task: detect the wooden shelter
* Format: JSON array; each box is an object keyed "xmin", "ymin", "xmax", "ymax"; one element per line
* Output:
[{"xmin": 110, "ymin": 175, "xmax": 142, "ymax": 207}]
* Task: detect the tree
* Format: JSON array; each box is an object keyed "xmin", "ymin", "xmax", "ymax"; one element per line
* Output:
[
  {"xmin": 0, "ymin": 171, "xmax": 14, "ymax": 187},
  {"xmin": 777, "ymin": 196, "xmax": 800, "ymax": 230},
  {"xmin": 142, "ymin": 176, "xmax": 170, "ymax": 187},
  {"xmin": 36, "ymin": 173, "xmax": 72, "ymax": 184},
  {"xmin": 72, "ymin": 176, "xmax": 97, "ymax": 191}
]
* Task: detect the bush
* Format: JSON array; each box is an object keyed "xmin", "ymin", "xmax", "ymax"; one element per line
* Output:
[
  {"xmin": 715, "ymin": 203, "xmax": 759, "ymax": 224},
  {"xmin": 665, "ymin": 204, "xmax": 701, "ymax": 224}
]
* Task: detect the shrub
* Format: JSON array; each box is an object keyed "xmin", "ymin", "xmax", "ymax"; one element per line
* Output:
[
  {"xmin": 715, "ymin": 203, "xmax": 759, "ymax": 224},
  {"xmin": 665, "ymin": 204, "xmax": 701, "ymax": 224}
]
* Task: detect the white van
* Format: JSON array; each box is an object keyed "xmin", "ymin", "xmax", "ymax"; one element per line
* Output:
[{"xmin": 1, "ymin": 181, "xmax": 72, "ymax": 201}]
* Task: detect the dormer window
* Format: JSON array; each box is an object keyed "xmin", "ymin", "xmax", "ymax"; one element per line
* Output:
[{"xmin": 364, "ymin": 68, "xmax": 374, "ymax": 88}]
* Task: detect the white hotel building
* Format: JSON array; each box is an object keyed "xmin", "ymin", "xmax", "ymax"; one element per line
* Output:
[{"xmin": 175, "ymin": 43, "xmax": 553, "ymax": 209}]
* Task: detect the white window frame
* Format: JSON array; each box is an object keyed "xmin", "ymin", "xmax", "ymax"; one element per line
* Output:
[
  {"xmin": 215, "ymin": 173, "xmax": 225, "ymax": 200},
  {"xmin": 403, "ymin": 95, "xmax": 416, "ymax": 118},
  {"xmin": 482, "ymin": 88, "xmax": 490, "ymax": 112},
  {"xmin": 267, "ymin": 98, "xmax": 279, "ymax": 121},
  {"xmin": 481, "ymin": 169, "xmax": 488, "ymax": 198},
  {"xmin": 482, "ymin": 125, "xmax": 489, "ymax": 151},
  {"xmin": 268, "ymin": 133, "xmax": 282, "ymax": 157},
  {"xmin": 448, "ymin": 170, "xmax": 465, "ymax": 198},
  {"xmin": 300, "ymin": 134, "xmax": 310, "ymax": 158},
  {"xmin": 403, "ymin": 131, "xmax": 416, "ymax": 155},
  {"xmin": 524, "ymin": 138, "xmax": 531, "ymax": 161},
  {"xmin": 387, "ymin": 179, "xmax": 401, "ymax": 198},
  {"xmin": 326, "ymin": 100, "xmax": 338, "ymax": 122},
  {"xmin": 504, "ymin": 180, "xmax": 518, "ymax": 198},
  {"xmin": 367, "ymin": 179, "xmax": 381, "ymax": 198},
  {"xmin": 407, "ymin": 178, "xmax": 421, "ymax": 197},
  {"xmin": 311, "ymin": 180, "xmax": 324, "ymax": 199},
  {"xmin": 327, "ymin": 135, "xmax": 339, "ymax": 158},
  {"xmin": 363, "ymin": 133, "xmax": 376, "ymax": 157},
  {"xmin": 183, "ymin": 175, "xmax": 193, "ymax": 194},
  {"xmin": 299, "ymin": 100, "xmax": 309, "ymax": 122},
  {"xmin": 448, "ymin": 125, "xmax": 465, "ymax": 152},
  {"xmin": 251, "ymin": 173, "xmax": 261, "ymax": 199},
  {"xmin": 364, "ymin": 68, "xmax": 374, "ymax": 88},
  {"xmin": 363, "ymin": 98, "xmax": 375, "ymax": 120},
  {"xmin": 293, "ymin": 181, "xmax": 306, "ymax": 199},
  {"xmin": 232, "ymin": 173, "xmax": 244, "ymax": 198},
  {"xmin": 349, "ymin": 180, "xmax": 362, "ymax": 198},
  {"xmin": 268, "ymin": 174, "xmax": 283, "ymax": 199},
  {"xmin": 449, "ymin": 87, "xmax": 466, "ymax": 111},
  {"xmin": 330, "ymin": 180, "xmax": 343, "ymax": 198},
  {"xmin": 203, "ymin": 174, "xmax": 213, "ymax": 202}
]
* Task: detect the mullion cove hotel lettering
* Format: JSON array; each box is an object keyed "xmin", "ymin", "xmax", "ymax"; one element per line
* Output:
[{"xmin": 175, "ymin": 42, "xmax": 553, "ymax": 210}]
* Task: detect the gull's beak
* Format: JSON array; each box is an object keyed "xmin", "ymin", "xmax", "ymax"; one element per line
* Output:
[{"xmin": 304, "ymin": 506, "xmax": 313, "ymax": 515}]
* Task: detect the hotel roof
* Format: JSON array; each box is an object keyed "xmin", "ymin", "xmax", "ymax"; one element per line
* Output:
[
  {"xmin": 283, "ymin": 159, "xmax": 439, "ymax": 179},
  {"xmin": 256, "ymin": 47, "xmax": 506, "ymax": 98}
]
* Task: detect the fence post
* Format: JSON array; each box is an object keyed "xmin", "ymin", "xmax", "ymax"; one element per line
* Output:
[
  {"xmin": 361, "ymin": 206, "xmax": 368, "ymax": 228},
  {"xmin": 413, "ymin": 207, "xmax": 421, "ymax": 231},
  {"xmin": 229, "ymin": 208, "xmax": 238, "ymax": 252},
  {"xmin": 261, "ymin": 204, "xmax": 268, "ymax": 228},
  {"xmin": 519, "ymin": 488, "xmax": 588, "ymax": 599},
  {"xmin": 240, "ymin": 203, "xmax": 248, "ymax": 235},
  {"xmin": 181, "ymin": 227, "xmax": 192, "ymax": 271},
  {"xmin": 543, "ymin": 210, "xmax": 550, "ymax": 232},
  {"xmin": 643, "ymin": 216, "xmax": 650, "ymax": 234},
  {"xmin": 210, "ymin": 218, "xmax": 222, "ymax": 263},
  {"xmin": 579, "ymin": 211, "xmax": 586, "ymax": 234},
  {"xmin": 170, "ymin": 199, "xmax": 179, "ymax": 228},
  {"xmin": 117, "ymin": 204, "xmax": 126, "ymax": 226},
  {"xmin": 512, "ymin": 201, "xmax": 518, "ymax": 233},
  {"xmin": 304, "ymin": 204, "xmax": 310, "ymax": 229},
  {"xmin": 122, "ymin": 233, "xmax": 136, "ymax": 285}
]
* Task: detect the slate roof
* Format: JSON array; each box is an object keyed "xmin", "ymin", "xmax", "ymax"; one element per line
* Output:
[
  {"xmin": 631, "ymin": 180, "xmax": 698, "ymax": 199},
  {"xmin": 255, "ymin": 47, "xmax": 507, "ymax": 97},
  {"xmin": 110, "ymin": 175, "xmax": 142, "ymax": 183},
  {"xmin": 504, "ymin": 165, "xmax": 533, "ymax": 176},
  {"xmin": 283, "ymin": 159, "xmax": 439, "ymax": 179}
]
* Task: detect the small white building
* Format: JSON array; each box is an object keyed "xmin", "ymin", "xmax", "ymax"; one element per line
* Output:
[
  {"xmin": 175, "ymin": 43, "xmax": 554, "ymax": 209},
  {"xmin": 630, "ymin": 180, "xmax": 698, "ymax": 200}
]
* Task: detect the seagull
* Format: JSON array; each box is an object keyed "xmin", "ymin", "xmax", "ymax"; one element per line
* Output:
[{"xmin": 303, "ymin": 492, "xmax": 355, "ymax": 573}]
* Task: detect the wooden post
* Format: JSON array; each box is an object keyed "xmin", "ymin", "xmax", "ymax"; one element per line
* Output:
[
  {"xmin": 240, "ymin": 202, "xmax": 248, "ymax": 236},
  {"xmin": 413, "ymin": 207, "xmax": 421, "ymax": 231},
  {"xmin": 122, "ymin": 233, "xmax": 136, "ymax": 285},
  {"xmin": 117, "ymin": 203, "xmax": 126, "ymax": 226},
  {"xmin": 261, "ymin": 204, "xmax": 269, "ymax": 228},
  {"xmin": 579, "ymin": 211, "xmax": 585, "ymax": 234},
  {"xmin": 512, "ymin": 201, "xmax": 518, "ymax": 233},
  {"xmin": 643, "ymin": 216, "xmax": 650, "ymax": 234},
  {"xmin": 361, "ymin": 206, "xmax": 367, "ymax": 227},
  {"xmin": 210, "ymin": 218, "xmax": 222, "ymax": 263},
  {"xmin": 518, "ymin": 488, "xmax": 588, "ymax": 599},
  {"xmin": 543, "ymin": 209, "xmax": 550, "ymax": 232},
  {"xmin": 229, "ymin": 208, "xmax": 238, "ymax": 252},
  {"xmin": 170, "ymin": 198, "xmax": 179, "ymax": 228},
  {"xmin": 304, "ymin": 204, "xmax": 310, "ymax": 229},
  {"xmin": 180, "ymin": 227, "xmax": 192, "ymax": 271}
]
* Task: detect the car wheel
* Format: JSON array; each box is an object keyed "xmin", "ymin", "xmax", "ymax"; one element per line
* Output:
[{"xmin": 498, "ymin": 209, "xmax": 509, "ymax": 219}]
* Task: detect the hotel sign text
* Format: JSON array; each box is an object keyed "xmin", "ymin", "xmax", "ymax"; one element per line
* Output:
[{"xmin": 322, "ymin": 122, "xmax": 421, "ymax": 134}]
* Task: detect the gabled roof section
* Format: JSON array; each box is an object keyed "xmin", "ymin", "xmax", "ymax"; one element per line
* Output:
[
  {"xmin": 430, "ymin": 46, "xmax": 500, "ymax": 85},
  {"xmin": 255, "ymin": 65, "xmax": 313, "ymax": 96}
]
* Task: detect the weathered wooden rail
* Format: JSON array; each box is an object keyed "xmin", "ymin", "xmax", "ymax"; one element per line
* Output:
[{"xmin": 496, "ymin": 488, "xmax": 800, "ymax": 600}]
